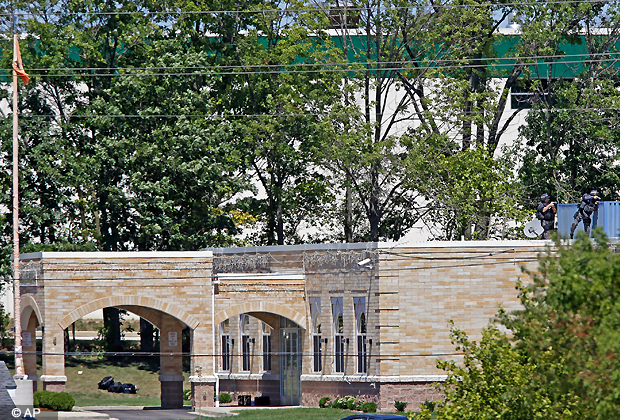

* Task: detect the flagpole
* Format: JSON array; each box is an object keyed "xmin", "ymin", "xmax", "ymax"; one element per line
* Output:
[{"xmin": 13, "ymin": 33, "xmax": 24, "ymax": 379}]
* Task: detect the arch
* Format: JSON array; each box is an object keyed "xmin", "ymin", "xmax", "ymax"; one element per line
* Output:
[
  {"xmin": 58, "ymin": 296, "xmax": 200, "ymax": 330},
  {"xmin": 21, "ymin": 295, "xmax": 42, "ymax": 331},
  {"xmin": 116, "ymin": 305, "xmax": 164, "ymax": 329},
  {"xmin": 214, "ymin": 302, "xmax": 306, "ymax": 330}
]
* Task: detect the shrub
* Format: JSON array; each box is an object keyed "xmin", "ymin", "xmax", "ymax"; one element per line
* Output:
[
  {"xmin": 421, "ymin": 400, "xmax": 436, "ymax": 412},
  {"xmin": 33, "ymin": 390, "xmax": 74, "ymax": 411},
  {"xmin": 348, "ymin": 398, "xmax": 363, "ymax": 411},
  {"xmin": 362, "ymin": 402, "xmax": 377, "ymax": 413},
  {"xmin": 394, "ymin": 401, "xmax": 408, "ymax": 412},
  {"xmin": 218, "ymin": 392, "xmax": 233, "ymax": 404},
  {"xmin": 183, "ymin": 389, "xmax": 191, "ymax": 401},
  {"xmin": 330, "ymin": 396, "xmax": 363, "ymax": 410},
  {"xmin": 319, "ymin": 397, "xmax": 331, "ymax": 408}
]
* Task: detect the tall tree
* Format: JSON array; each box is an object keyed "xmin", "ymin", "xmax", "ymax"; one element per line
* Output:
[
  {"xmin": 419, "ymin": 231, "xmax": 620, "ymax": 419},
  {"xmin": 518, "ymin": 0, "xmax": 620, "ymax": 204}
]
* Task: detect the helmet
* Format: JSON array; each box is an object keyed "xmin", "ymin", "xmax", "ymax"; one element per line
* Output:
[
  {"xmin": 590, "ymin": 190, "xmax": 599, "ymax": 196},
  {"xmin": 541, "ymin": 193, "xmax": 550, "ymax": 201}
]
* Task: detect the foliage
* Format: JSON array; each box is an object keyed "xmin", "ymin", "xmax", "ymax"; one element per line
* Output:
[
  {"xmin": 183, "ymin": 389, "xmax": 191, "ymax": 401},
  {"xmin": 1, "ymin": 0, "xmax": 620, "ymax": 252},
  {"xmin": 418, "ymin": 323, "xmax": 551, "ymax": 420},
  {"xmin": 34, "ymin": 390, "xmax": 75, "ymax": 411},
  {"xmin": 503, "ymin": 230, "xmax": 620, "ymax": 419},
  {"xmin": 361, "ymin": 402, "xmax": 377, "ymax": 413},
  {"xmin": 219, "ymin": 392, "xmax": 233, "ymax": 404},
  {"xmin": 394, "ymin": 401, "xmax": 408, "ymax": 412},
  {"xmin": 422, "ymin": 230, "xmax": 620, "ymax": 419},
  {"xmin": 520, "ymin": 78, "xmax": 620, "ymax": 205},
  {"xmin": 319, "ymin": 396, "xmax": 331, "ymax": 408},
  {"xmin": 0, "ymin": 304, "xmax": 11, "ymax": 349},
  {"xmin": 328, "ymin": 395, "xmax": 364, "ymax": 410}
]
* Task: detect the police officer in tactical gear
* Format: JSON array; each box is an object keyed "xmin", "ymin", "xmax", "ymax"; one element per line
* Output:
[
  {"xmin": 570, "ymin": 190, "xmax": 600, "ymax": 239},
  {"xmin": 537, "ymin": 193, "xmax": 556, "ymax": 239}
]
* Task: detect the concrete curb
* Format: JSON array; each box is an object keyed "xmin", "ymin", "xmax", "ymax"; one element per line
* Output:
[
  {"xmin": 194, "ymin": 407, "xmax": 238, "ymax": 417},
  {"xmin": 36, "ymin": 411, "xmax": 110, "ymax": 419}
]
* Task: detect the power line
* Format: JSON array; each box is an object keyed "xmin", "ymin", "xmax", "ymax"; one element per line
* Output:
[
  {"xmin": 13, "ymin": 258, "xmax": 539, "ymax": 286},
  {"xmin": 21, "ymin": 51, "xmax": 620, "ymax": 72},
  {"xmin": 5, "ymin": 350, "xmax": 467, "ymax": 357},
  {"xmin": 17, "ymin": 55, "xmax": 620, "ymax": 77},
  {"xmin": 12, "ymin": 107, "xmax": 620, "ymax": 120},
  {"xmin": 0, "ymin": 0, "xmax": 612, "ymax": 17}
]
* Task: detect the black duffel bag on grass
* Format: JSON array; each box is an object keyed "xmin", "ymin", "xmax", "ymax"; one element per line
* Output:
[
  {"xmin": 98, "ymin": 376, "xmax": 114, "ymax": 390},
  {"xmin": 108, "ymin": 381, "xmax": 123, "ymax": 393},
  {"xmin": 122, "ymin": 383, "xmax": 137, "ymax": 394}
]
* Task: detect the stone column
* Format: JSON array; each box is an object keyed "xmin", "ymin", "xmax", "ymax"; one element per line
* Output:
[
  {"xmin": 23, "ymin": 312, "xmax": 38, "ymax": 392},
  {"xmin": 160, "ymin": 315, "xmax": 184, "ymax": 409},
  {"xmin": 41, "ymin": 324, "xmax": 66, "ymax": 392},
  {"xmin": 190, "ymin": 378, "xmax": 215, "ymax": 411},
  {"xmin": 189, "ymin": 325, "xmax": 215, "ymax": 407}
]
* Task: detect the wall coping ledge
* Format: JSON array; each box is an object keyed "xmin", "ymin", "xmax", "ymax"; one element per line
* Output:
[
  {"xmin": 189, "ymin": 376, "xmax": 216, "ymax": 383},
  {"xmin": 40, "ymin": 375, "xmax": 67, "ymax": 383},
  {"xmin": 20, "ymin": 251, "xmax": 213, "ymax": 260},
  {"xmin": 159, "ymin": 375, "xmax": 185, "ymax": 382},
  {"xmin": 214, "ymin": 373, "xmax": 279, "ymax": 381},
  {"xmin": 300, "ymin": 374, "xmax": 447, "ymax": 383}
]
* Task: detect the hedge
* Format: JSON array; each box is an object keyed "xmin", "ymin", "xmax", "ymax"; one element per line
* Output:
[{"xmin": 33, "ymin": 390, "xmax": 75, "ymax": 411}]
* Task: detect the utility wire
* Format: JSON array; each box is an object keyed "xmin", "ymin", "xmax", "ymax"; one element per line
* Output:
[
  {"xmin": 20, "ymin": 51, "xmax": 620, "ymax": 72},
  {"xmin": 14, "ymin": 258, "xmax": 539, "ymax": 286},
  {"xmin": 15, "ymin": 55, "xmax": 620, "ymax": 77},
  {"xmin": 4, "ymin": 350, "xmax": 467, "ymax": 357},
  {"xmin": 13, "ymin": 107, "xmax": 620, "ymax": 119}
]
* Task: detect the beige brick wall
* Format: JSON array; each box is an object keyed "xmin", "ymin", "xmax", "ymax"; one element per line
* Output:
[{"xmin": 21, "ymin": 241, "xmax": 546, "ymax": 406}]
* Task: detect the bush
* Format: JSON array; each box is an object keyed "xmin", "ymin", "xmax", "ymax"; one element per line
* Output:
[
  {"xmin": 183, "ymin": 389, "xmax": 191, "ymax": 401},
  {"xmin": 33, "ymin": 390, "xmax": 75, "ymax": 411},
  {"xmin": 362, "ymin": 402, "xmax": 377, "ymax": 413},
  {"xmin": 330, "ymin": 396, "xmax": 362, "ymax": 410},
  {"xmin": 421, "ymin": 400, "xmax": 436, "ymax": 412},
  {"xmin": 394, "ymin": 401, "xmax": 408, "ymax": 412},
  {"xmin": 218, "ymin": 392, "xmax": 233, "ymax": 404},
  {"xmin": 319, "ymin": 397, "xmax": 331, "ymax": 408},
  {"xmin": 348, "ymin": 398, "xmax": 363, "ymax": 411}
]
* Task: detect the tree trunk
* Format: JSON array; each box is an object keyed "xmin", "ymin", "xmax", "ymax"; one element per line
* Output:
[
  {"xmin": 140, "ymin": 318, "xmax": 154, "ymax": 352},
  {"xmin": 103, "ymin": 307, "xmax": 122, "ymax": 352},
  {"xmin": 345, "ymin": 183, "xmax": 353, "ymax": 242}
]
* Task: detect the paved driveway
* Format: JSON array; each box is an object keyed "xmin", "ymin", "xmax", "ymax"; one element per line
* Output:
[{"xmin": 88, "ymin": 408, "xmax": 203, "ymax": 420}]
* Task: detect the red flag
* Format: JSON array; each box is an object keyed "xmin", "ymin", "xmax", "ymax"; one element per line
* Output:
[{"xmin": 12, "ymin": 38, "xmax": 30, "ymax": 85}]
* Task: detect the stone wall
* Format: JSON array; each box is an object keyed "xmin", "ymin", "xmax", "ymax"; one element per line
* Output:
[{"xmin": 21, "ymin": 240, "xmax": 549, "ymax": 409}]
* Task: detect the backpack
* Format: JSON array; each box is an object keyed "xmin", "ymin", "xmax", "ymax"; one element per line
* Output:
[{"xmin": 98, "ymin": 376, "xmax": 114, "ymax": 390}]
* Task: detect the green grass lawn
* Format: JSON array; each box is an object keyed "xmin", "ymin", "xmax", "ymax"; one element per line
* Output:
[{"xmin": 64, "ymin": 355, "xmax": 190, "ymax": 407}]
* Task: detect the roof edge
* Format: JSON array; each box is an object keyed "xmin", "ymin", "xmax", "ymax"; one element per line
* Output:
[{"xmin": 20, "ymin": 251, "xmax": 213, "ymax": 261}]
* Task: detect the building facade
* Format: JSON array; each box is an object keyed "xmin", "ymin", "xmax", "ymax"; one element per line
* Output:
[{"xmin": 19, "ymin": 240, "xmax": 545, "ymax": 411}]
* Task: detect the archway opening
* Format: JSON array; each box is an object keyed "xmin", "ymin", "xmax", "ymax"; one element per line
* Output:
[
  {"xmin": 61, "ymin": 305, "xmax": 191, "ymax": 409},
  {"xmin": 215, "ymin": 313, "xmax": 304, "ymax": 406}
]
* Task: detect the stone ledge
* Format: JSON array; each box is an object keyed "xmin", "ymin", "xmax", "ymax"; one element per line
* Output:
[
  {"xmin": 189, "ymin": 376, "xmax": 217, "ymax": 383},
  {"xmin": 21, "ymin": 251, "xmax": 213, "ymax": 260},
  {"xmin": 214, "ymin": 373, "xmax": 279, "ymax": 381},
  {"xmin": 159, "ymin": 374, "xmax": 185, "ymax": 382},
  {"xmin": 40, "ymin": 375, "xmax": 67, "ymax": 383},
  {"xmin": 300, "ymin": 374, "xmax": 447, "ymax": 383}
]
